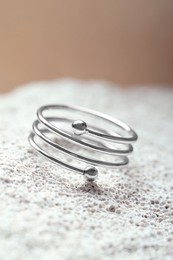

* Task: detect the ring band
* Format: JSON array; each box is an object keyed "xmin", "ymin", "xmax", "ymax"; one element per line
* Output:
[{"xmin": 28, "ymin": 105, "xmax": 138, "ymax": 181}]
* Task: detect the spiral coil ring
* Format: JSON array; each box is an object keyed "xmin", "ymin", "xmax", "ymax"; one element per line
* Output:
[{"xmin": 28, "ymin": 105, "xmax": 138, "ymax": 181}]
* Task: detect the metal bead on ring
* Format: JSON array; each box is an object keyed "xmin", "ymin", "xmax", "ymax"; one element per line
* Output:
[
  {"xmin": 72, "ymin": 120, "xmax": 87, "ymax": 135},
  {"xmin": 83, "ymin": 166, "xmax": 98, "ymax": 182},
  {"xmin": 28, "ymin": 104, "xmax": 138, "ymax": 181}
]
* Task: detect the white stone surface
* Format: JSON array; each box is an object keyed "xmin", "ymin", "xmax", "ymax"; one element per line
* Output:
[{"xmin": 0, "ymin": 79, "xmax": 173, "ymax": 260}]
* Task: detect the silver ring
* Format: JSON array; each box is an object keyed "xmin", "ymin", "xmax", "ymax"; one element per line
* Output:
[{"xmin": 28, "ymin": 104, "xmax": 138, "ymax": 181}]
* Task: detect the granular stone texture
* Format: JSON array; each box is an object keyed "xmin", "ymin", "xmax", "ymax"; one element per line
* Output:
[{"xmin": 0, "ymin": 79, "xmax": 173, "ymax": 260}]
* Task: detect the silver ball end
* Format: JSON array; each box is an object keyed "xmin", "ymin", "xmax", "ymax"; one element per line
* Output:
[
  {"xmin": 72, "ymin": 120, "xmax": 87, "ymax": 135},
  {"xmin": 83, "ymin": 166, "xmax": 98, "ymax": 182}
]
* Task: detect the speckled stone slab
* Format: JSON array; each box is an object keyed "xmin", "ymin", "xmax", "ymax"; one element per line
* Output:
[{"xmin": 0, "ymin": 80, "xmax": 173, "ymax": 260}]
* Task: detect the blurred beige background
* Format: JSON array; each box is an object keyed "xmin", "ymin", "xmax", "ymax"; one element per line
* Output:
[{"xmin": 0, "ymin": 0, "xmax": 173, "ymax": 92}]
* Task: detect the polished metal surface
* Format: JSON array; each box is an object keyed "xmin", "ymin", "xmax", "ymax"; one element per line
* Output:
[{"xmin": 28, "ymin": 104, "xmax": 138, "ymax": 181}]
